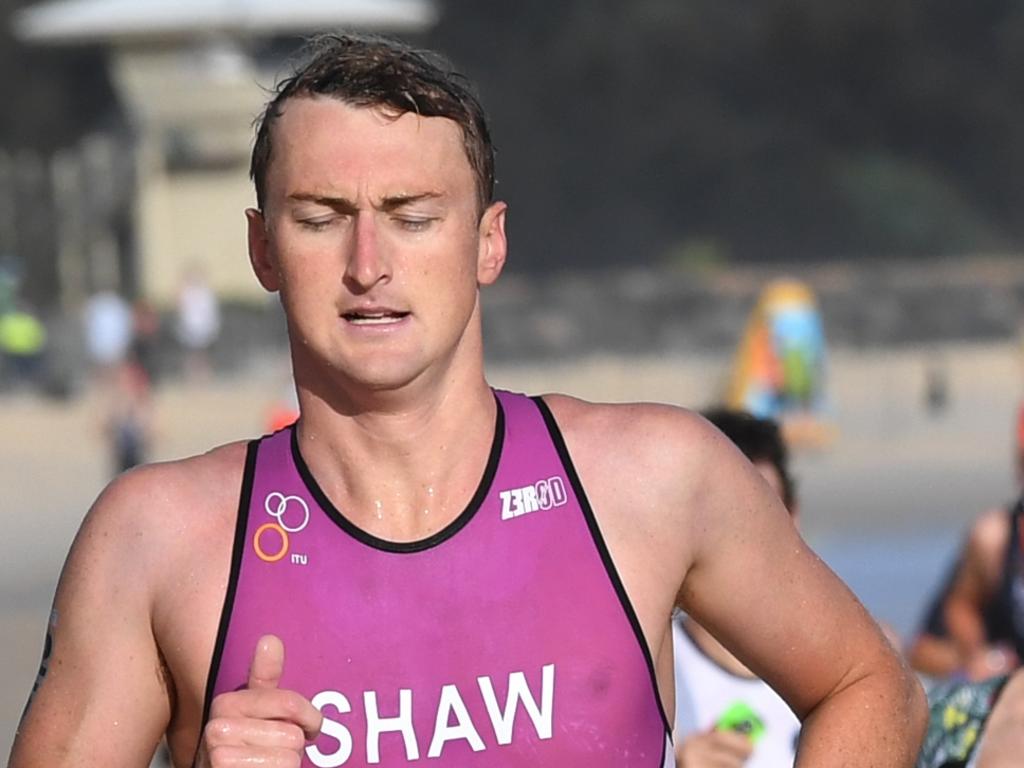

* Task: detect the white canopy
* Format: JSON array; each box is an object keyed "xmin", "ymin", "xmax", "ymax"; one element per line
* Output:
[{"xmin": 14, "ymin": 0, "xmax": 438, "ymax": 43}]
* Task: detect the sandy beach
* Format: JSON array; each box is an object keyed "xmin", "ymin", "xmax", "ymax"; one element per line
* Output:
[{"xmin": 3, "ymin": 339, "xmax": 1022, "ymax": 760}]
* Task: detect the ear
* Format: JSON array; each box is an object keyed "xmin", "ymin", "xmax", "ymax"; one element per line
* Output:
[
  {"xmin": 476, "ymin": 201, "xmax": 508, "ymax": 286},
  {"xmin": 246, "ymin": 208, "xmax": 281, "ymax": 292}
]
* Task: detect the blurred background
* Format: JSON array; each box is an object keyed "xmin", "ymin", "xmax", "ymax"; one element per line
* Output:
[{"xmin": 3, "ymin": 0, "xmax": 1024, "ymax": 759}]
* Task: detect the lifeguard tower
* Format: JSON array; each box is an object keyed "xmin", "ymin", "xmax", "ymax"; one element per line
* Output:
[{"xmin": 14, "ymin": 0, "xmax": 437, "ymax": 305}]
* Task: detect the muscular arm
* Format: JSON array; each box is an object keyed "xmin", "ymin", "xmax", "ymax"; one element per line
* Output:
[
  {"xmin": 559, "ymin": 400, "xmax": 927, "ymax": 768},
  {"xmin": 681, "ymin": 418, "xmax": 925, "ymax": 764},
  {"xmin": 9, "ymin": 445, "xmax": 318, "ymax": 768},
  {"xmin": 9, "ymin": 469, "xmax": 174, "ymax": 767}
]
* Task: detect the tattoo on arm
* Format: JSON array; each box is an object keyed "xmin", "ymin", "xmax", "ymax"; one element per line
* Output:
[{"xmin": 20, "ymin": 608, "xmax": 57, "ymax": 723}]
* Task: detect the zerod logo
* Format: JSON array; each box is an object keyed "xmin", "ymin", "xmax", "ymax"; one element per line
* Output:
[{"xmin": 499, "ymin": 477, "xmax": 568, "ymax": 520}]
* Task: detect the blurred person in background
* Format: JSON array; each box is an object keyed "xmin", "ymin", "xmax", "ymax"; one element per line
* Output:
[
  {"xmin": 907, "ymin": 407, "xmax": 1024, "ymax": 681},
  {"xmin": 0, "ymin": 298, "xmax": 47, "ymax": 389},
  {"xmin": 175, "ymin": 263, "xmax": 221, "ymax": 381},
  {"xmin": 907, "ymin": 560, "xmax": 965, "ymax": 679},
  {"xmin": 131, "ymin": 297, "xmax": 162, "ymax": 385},
  {"xmin": 916, "ymin": 668, "xmax": 1024, "ymax": 768},
  {"xmin": 672, "ymin": 409, "xmax": 801, "ymax": 768},
  {"xmin": 936, "ymin": 496, "xmax": 1023, "ymax": 680},
  {"xmin": 82, "ymin": 286, "xmax": 132, "ymax": 380},
  {"xmin": 102, "ymin": 349, "xmax": 153, "ymax": 475},
  {"xmin": 9, "ymin": 33, "xmax": 925, "ymax": 768},
  {"xmin": 678, "ymin": 411, "xmax": 1024, "ymax": 768}
]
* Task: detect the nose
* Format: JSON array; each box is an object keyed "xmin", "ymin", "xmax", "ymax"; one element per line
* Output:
[{"xmin": 343, "ymin": 211, "xmax": 390, "ymax": 292}]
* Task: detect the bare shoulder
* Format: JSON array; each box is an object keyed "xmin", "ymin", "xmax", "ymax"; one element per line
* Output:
[
  {"xmin": 958, "ymin": 505, "xmax": 1015, "ymax": 565},
  {"xmin": 538, "ymin": 394, "xmax": 750, "ymax": 565},
  {"xmin": 967, "ymin": 505, "xmax": 1013, "ymax": 552},
  {"xmin": 73, "ymin": 440, "xmax": 250, "ymax": 586},
  {"xmin": 85, "ymin": 441, "xmax": 248, "ymax": 532},
  {"xmin": 540, "ymin": 393, "xmax": 722, "ymax": 470},
  {"xmin": 539, "ymin": 391, "xmax": 796, "ymax": 561},
  {"xmin": 534, "ymin": 393, "xmax": 801, "ymax": 656},
  {"xmin": 539, "ymin": 393, "xmax": 740, "ymax": 504},
  {"xmin": 957, "ymin": 504, "xmax": 1014, "ymax": 586},
  {"xmin": 62, "ymin": 439, "xmax": 253, "ymax": 708}
]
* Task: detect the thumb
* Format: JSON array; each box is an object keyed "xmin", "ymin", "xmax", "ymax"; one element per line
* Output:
[{"xmin": 247, "ymin": 634, "xmax": 285, "ymax": 690}]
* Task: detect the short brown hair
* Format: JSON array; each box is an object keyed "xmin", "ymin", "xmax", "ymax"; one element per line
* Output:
[{"xmin": 250, "ymin": 33, "xmax": 495, "ymax": 214}]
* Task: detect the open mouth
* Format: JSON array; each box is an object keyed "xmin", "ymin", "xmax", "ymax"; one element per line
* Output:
[{"xmin": 342, "ymin": 311, "xmax": 410, "ymax": 325}]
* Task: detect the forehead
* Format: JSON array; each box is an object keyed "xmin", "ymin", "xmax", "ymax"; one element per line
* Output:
[{"xmin": 267, "ymin": 96, "xmax": 474, "ymax": 198}]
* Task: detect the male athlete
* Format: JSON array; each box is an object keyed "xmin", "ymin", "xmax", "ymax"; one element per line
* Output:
[{"xmin": 9, "ymin": 34, "xmax": 926, "ymax": 768}]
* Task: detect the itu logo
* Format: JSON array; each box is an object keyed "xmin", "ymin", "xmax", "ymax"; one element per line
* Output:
[{"xmin": 253, "ymin": 491, "xmax": 310, "ymax": 564}]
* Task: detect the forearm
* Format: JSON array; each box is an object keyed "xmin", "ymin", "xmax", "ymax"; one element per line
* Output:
[
  {"xmin": 907, "ymin": 634, "xmax": 961, "ymax": 678},
  {"xmin": 945, "ymin": 598, "xmax": 988, "ymax": 661},
  {"xmin": 795, "ymin": 666, "xmax": 927, "ymax": 767}
]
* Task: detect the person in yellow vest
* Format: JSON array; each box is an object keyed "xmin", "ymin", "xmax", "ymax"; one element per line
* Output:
[{"xmin": 0, "ymin": 303, "xmax": 46, "ymax": 388}]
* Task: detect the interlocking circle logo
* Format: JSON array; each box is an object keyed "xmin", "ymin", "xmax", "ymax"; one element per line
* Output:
[
  {"xmin": 253, "ymin": 492, "xmax": 310, "ymax": 563},
  {"xmin": 265, "ymin": 492, "xmax": 310, "ymax": 532}
]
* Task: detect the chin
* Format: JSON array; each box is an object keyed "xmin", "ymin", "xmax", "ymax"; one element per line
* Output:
[{"xmin": 336, "ymin": 359, "xmax": 427, "ymax": 394}]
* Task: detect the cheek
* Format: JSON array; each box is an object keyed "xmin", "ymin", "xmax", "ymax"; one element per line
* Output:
[
  {"xmin": 407, "ymin": 240, "xmax": 478, "ymax": 287},
  {"xmin": 275, "ymin": 244, "xmax": 333, "ymax": 290},
  {"xmin": 276, "ymin": 260, "xmax": 336, "ymax": 321},
  {"xmin": 442, "ymin": 260, "xmax": 481, "ymax": 305},
  {"xmin": 417, "ymin": 261, "xmax": 478, "ymax": 328}
]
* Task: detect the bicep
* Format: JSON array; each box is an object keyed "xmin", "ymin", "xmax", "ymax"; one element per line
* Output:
[
  {"xmin": 677, "ymin": 452, "xmax": 895, "ymax": 719},
  {"xmin": 10, "ymin": 498, "xmax": 171, "ymax": 768}
]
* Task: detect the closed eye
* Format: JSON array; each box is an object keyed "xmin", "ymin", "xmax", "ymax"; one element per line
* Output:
[
  {"xmin": 297, "ymin": 217, "xmax": 340, "ymax": 232},
  {"xmin": 393, "ymin": 216, "xmax": 436, "ymax": 232}
]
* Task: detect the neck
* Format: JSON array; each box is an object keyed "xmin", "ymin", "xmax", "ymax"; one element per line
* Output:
[
  {"xmin": 293, "ymin": 374, "xmax": 497, "ymax": 542},
  {"xmin": 684, "ymin": 618, "xmax": 757, "ymax": 678}
]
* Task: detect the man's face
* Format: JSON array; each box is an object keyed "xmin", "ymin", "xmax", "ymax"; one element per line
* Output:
[{"xmin": 247, "ymin": 96, "xmax": 506, "ymax": 393}]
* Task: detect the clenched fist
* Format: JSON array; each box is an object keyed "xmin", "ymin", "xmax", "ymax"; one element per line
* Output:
[{"xmin": 197, "ymin": 635, "xmax": 322, "ymax": 768}]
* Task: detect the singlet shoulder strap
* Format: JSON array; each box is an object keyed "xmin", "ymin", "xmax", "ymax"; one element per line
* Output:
[
  {"xmin": 529, "ymin": 393, "xmax": 673, "ymax": 738},
  {"xmin": 197, "ymin": 435, "xmax": 262, "ymax": 732}
]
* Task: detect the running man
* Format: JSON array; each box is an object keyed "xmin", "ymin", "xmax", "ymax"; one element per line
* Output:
[{"xmin": 9, "ymin": 34, "xmax": 926, "ymax": 768}]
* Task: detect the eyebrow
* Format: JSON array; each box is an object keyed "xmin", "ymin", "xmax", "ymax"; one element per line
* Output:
[{"xmin": 287, "ymin": 191, "xmax": 445, "ymax": 213}]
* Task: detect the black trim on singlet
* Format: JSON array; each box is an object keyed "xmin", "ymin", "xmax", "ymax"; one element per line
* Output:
[
  {"xmin": 532, "ymin": 395, "xmax": 673, "ymax": 749},
  {"xmin": 194, "ymin": 438, "xmax": 259, "ymax": 765},
  {"xmin": 290, "ymin": 396, "xmax": 505, "ymax": 553}
]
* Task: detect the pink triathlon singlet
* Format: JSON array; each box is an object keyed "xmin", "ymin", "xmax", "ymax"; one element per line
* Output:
[{"xmin": 202, "ymin": 390, "xmax": 672, "ymax": 766}]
